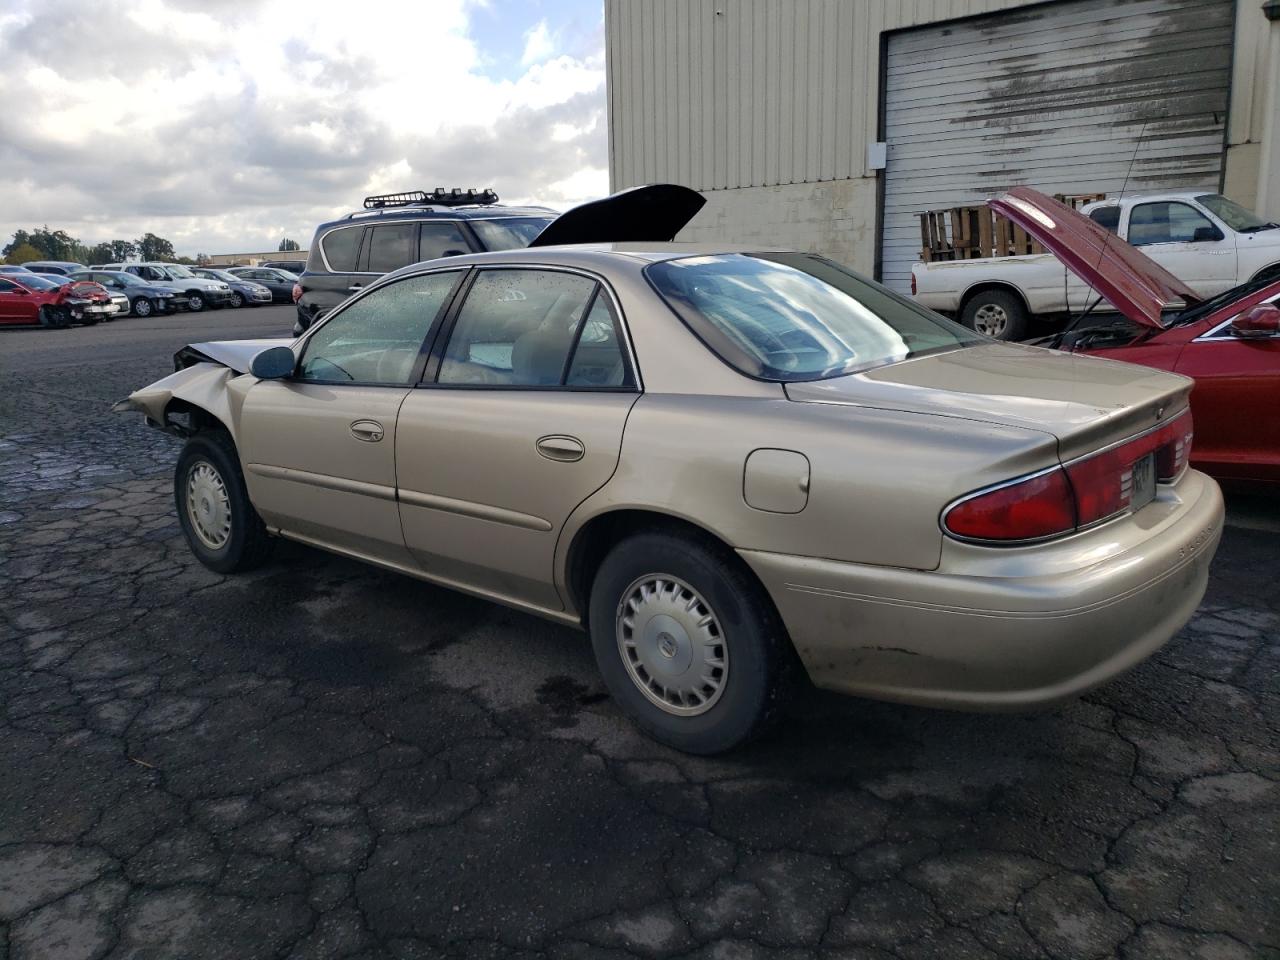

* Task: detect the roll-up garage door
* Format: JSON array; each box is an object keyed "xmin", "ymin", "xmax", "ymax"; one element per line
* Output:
[{"xmin": 880, "ymin": 0, "xmax": 1234, "ymax": 294}]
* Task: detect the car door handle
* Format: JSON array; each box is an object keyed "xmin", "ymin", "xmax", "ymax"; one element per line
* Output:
[
  {"xmin": 347, "ymin": 284, "xmax": 364, "ymax": 293},
  {"xmin": 536, "ymin": 435, "xmax": 585, "ymax": 462},
  {"xmin": 350, "ymin": 419, "xmax": 384, "ymax": 442}
]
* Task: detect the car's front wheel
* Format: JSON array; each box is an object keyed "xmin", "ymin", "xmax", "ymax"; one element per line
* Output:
[
  {"xmin": 132, "ymin": 297, "xmax": 153, "ymax": 317},
  {"xmin": 229, "ymin": 292, "xmax": 244, "ymax": 308},
  {"xmin": 588, "ymin": 530, "xmax": 794, "ymax": 754},
  {"xmin": 175, "ymin": 431, "xmax": 274, "ymax": 573},
  {"xmin": 186, "ymin": 292, "xmax": 206, "ymax": 312}
]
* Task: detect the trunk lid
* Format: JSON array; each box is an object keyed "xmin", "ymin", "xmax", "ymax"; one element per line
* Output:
[
  {"xmin": 529, "ymin": 184, "xmax": 705, "ymax": 247},
  {"xmin": 988, "ymin": 187, "xmax": 1203, "ymax": 329},
  {"xmin": 784, "ymin": 342, "xmax": 1192, "ymax": 461}
]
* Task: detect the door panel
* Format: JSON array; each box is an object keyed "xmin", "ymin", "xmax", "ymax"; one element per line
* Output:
[
  {"xmin": 1174, "ymin": 333, "xmax": 1280, "ymax": 481},
  {"xmin": 239, "ymin": 381, "xmax": 414, "ymax": 564},
  {"xmin": 396, "ymin": 391, "xmax": 637, "ymax": 609}
]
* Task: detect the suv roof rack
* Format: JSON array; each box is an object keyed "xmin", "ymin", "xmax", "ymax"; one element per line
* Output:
[{"xmin": 362, "ymin": 188, "xmax": 499, "ymax": 210}]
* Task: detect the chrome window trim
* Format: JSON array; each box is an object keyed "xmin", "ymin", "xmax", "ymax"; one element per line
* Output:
[{"xmin": 421, "ymin": 262, "xmax": 644, "ymax": 394}]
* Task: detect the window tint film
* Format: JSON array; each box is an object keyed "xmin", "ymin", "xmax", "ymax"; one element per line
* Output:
[
  {"xmin": 419, "ymin": 223, "xmax": 471, "ymax": 261},
  {"xmin": 321, "ymin": 226, "xmax": 363, "ymax": 272},
  {"xmin": 647, "ymin": 253, "xmax": 981, "ymax": 382},
  {"xmin": 367, "ymin": 223, "xmax": 417, "ymax": 273},
  {"xmin": 437, "ymin": 270, "xmax": 598, "ymax": 386},
  {"xmin": 1128, "ymin": 202, "xmax": 1215, "ymax": 245},
  {"xmin": 566, "ymin": 294, "xmax": 631, "ymax": 387},
  {"xmin": 299, "ymin": 272, "xmax": 460, "ymax": 384}
]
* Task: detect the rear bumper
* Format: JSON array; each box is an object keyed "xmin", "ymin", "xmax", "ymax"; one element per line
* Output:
[{"xmin": 741, "ymin": 469, "xmax": 1224, "ymax": 711}]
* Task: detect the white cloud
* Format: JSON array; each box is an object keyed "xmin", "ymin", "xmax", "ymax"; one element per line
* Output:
[{"xmin": 0, "ymin": 0, "xmax": 607, "ymax": 257}]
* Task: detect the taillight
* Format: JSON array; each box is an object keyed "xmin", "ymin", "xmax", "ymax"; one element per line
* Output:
[
  {"xmin": 944, "ymin": 409, "xmax": 1194, "ymax": 544},
  {"xmin": 291, "ymin": 282, "xmax": 302, "ymax": 303},
  {"xmin": 944, "ymin": 468, "xmax": 1076, "ymax": 542}
]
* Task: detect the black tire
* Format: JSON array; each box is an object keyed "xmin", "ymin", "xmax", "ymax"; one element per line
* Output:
[
  {"xmin": 960, "ymin": 289, "xmax": 1028, "ymax": 341},
  {"xmin": 133, "ymin": 297, "xmax": 153, "ymax": 318},
  {"xmin": 1251, "ymin": 263, "xmax": 1280, "ymax": 284},
  {"xmin": 587, "ymin": 530, "xmax": 794, "ymax": 754},
  {"xmin": 229, "ymin": 292, "xmax": 244, "ymax": 308},
  {"xmin": 39, "ymin": 306, "xmax": 68, "ymax": 329},
  {"xmin": 187, "ymin": 292, "xmax": 206, "ymax": 312},
  {"xmin": 174, "ymin": 431, "xmax": 274, "ymax": 573}
]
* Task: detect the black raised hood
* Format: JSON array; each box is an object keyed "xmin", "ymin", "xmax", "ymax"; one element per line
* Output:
[{"xmin": 529, "ymin": 183, "xmax": 705, "ymax": 247}]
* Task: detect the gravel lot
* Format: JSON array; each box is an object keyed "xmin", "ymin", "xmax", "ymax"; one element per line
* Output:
[{"xmin": 1, "ymin": 305, "xmax": 1277, "ymax": 960}]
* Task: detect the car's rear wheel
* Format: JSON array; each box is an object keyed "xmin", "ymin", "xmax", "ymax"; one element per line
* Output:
[
  {"xmin": 961, "ymin": 289, "xmax": 1028, "ymax": 341},
  {"xmin": 133, "ymin": 297, "xmax": 153, "ymax": 317},
  {"xmin": 187, "ymin": 292, "xmax": 206, "ymax": 312},
  {"xmin": 174, "ymin": 431, "xmax": 274, "ymax": 573},
  {"xmin": 229, "ymin": 292, "xmax": 244, "ymax": 308},
  {"xmin": 587, "ymin": 530, "xmax": 793, "ymax": 754}
]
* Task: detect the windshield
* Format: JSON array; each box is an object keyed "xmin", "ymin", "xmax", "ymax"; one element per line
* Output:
[
  {"xmin": 647, "ymin": 253, "xmax": 982, "ymax": 381},
  {"xmin": 200, "ymin": 269, "xmax": 236, "ymax": 282},
  {"xmin": 164, "ymin": 264, "xmax": 194, "ymax": 278},
  {"xmin": 469, "ymin": 217, "xmax": 555, "ymax": 251},
  {"xmin": 1195, "ymin": 194, "xmax": 1276, "ymax": 233},
  {"xmin": 16, "ymin": 275, "xmax": 59, "ymax": 291}
]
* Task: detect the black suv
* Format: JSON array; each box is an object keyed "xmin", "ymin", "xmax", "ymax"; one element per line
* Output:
[{"xmin": 294, "ymin": 188, "xmax": 555, "ymax": 334}]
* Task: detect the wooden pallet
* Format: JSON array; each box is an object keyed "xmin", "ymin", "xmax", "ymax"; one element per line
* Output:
[{"xmin": 917, "ymin": 192, "xmax": 1106, "ymax": 262}]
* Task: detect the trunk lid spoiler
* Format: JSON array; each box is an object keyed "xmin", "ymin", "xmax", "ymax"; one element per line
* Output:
[
  {"xmin": 987, "ymin": 187, "xmax": 1203, "ymax": 329},
  {"xmin": 528, "ymin": 184, "xmax": 705, "ymax": 247}
]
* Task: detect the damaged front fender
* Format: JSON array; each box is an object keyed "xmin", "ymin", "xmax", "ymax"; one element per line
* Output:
[{"xmin": 112, "ymin": 362, "xmax": 245, "ymax": 441}]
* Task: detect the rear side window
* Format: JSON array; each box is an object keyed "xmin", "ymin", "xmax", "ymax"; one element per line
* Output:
[
  {"xmin": 1088, "ymin": 206, "xmax": 1120, "ymax": 234},
  {"xmin": 419, "ymin": 222, "xmax": 471, "ymax": 261},
  {"xmin": 320, "ymin": 225, "xmax": 363, "ymax": 272},
  {"xmin": 366, "ymin": 223, "xmax": 417, "ymax": 273},
  {"xmin": 437, "ymin": 270, "xmax": 630, "ymax": 388}
]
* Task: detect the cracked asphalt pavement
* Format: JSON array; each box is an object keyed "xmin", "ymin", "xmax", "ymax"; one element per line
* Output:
[{"xmin": 1, "ymin": 305, "xmax": 1277, "ymax": 960}]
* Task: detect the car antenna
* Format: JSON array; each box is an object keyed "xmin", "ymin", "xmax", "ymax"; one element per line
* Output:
[{"xmin": 1056, "ymin": 119, "xmax": 1150, "ymax": 346}]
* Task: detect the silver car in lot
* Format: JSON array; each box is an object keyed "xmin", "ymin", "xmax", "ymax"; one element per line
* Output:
[{"xmin": 116, "ymin": 187, "xmax": 1223, "ymax": 753}]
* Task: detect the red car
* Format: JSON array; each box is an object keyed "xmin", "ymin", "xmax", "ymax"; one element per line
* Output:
[
  {"xmin": 991, "ymin": 188, "xmax": 1280, "ymax": 488},
  {"xmin": 0, "ymin": 273, "xmax": 119, "ymax": 328}
]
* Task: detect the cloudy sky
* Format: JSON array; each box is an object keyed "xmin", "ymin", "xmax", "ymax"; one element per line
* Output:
[{"xmin": 0, "ymin": 0, "xmax": 608, "ymax": 257}]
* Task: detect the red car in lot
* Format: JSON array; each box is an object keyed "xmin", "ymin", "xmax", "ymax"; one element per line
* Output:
[
  {"xmin": 0, "ymin": 273, "xmax": 119, "ymax": 327},
  {"xmin": 992, "ymin": 188, "xmax": 1280, "ymax": 488}
]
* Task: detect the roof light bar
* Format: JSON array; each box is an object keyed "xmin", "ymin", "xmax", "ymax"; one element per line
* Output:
[{"xmin": 362, "ymin": 188, "xmax": 499, "ymax": 209}]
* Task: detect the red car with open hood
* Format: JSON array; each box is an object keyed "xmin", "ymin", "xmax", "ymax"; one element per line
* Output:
[{"xmin": 991, "ymin": 187, "xmax": 1280, "ymax": 488}]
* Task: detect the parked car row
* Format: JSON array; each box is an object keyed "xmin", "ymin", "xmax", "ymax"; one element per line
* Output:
[{"xmin": 0, "ymin": 260, "xmax": 301, "ymax": 326}]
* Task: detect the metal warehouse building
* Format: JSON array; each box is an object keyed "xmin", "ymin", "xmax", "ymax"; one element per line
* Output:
[{"xmin": 604, "ymin": 0, "xmax": 1280, "ymax": 292}]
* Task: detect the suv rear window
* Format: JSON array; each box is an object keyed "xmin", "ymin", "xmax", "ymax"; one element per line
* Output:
[
  {"xmin": 321, "ymin": 226, "xmax": 363, "ymax": 272},
  {"xmin": 469, "ymin": 217, "xmax": 554, "ymax": 251},
  {"xmin": 646, "ymin": 253, "xmax": 981, "ymax": 382}
]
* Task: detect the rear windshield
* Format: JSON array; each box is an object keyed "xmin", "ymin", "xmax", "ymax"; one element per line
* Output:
[
  {"xmin": 646, "ymin": 253, "xmax": 981, "ymax": 381},
  {"xmin": 469, "ymin": 217, "xmax": 555, "ymax": 251}
]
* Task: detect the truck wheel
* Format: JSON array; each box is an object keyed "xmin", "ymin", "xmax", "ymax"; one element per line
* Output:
[
  {"xmin": 1251, "ymin": 263, "xmax": 1280, "ymax": 284},
  {"xmin": 587, "ymin": 530, "xmax": 795, "ymax": 754},
  {"xmin": 175, "ymin": 431, "xmax": 274, "ymax": 573},
  {"xmin": 961, "ymin": 290, "xmax": 1028, "ymax": 341}
]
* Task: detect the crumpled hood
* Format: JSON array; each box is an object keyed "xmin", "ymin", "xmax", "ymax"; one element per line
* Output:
[
  {"xmin": 177, "ymin": 338, "xmax": 294, "ymax": 374},
  {"xmin": 785, "ymin": 342, "xmax": 1192, "ymax": 461},
  {"xmin": 988, "ymin": 187, "xmax": 1202, "ymax": 329}
]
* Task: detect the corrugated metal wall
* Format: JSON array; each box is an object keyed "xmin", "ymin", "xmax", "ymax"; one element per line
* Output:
[
  {"xmin": 605, "ymin": 0, "xmax": 1030, "ymax": 192},
  {"xmin": 879, "ymin": 0, "xmax": 1235, "ymax": 292}
]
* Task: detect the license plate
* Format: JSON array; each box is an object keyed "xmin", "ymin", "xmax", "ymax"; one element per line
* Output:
[{"xmin": 1129, "ymin": 453, "xmax": 1156, "ymax": 512}]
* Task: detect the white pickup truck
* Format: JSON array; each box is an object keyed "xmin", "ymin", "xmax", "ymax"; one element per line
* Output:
[{"xmin": 911, "ymin": 191, "xmax": 1280, "ymax": 340}]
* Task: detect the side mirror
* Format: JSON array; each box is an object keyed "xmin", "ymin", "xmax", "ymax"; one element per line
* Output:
[
  {"xmin": 250, "ymin": 345, "xmax": 297, "ymax": 379},
  {"xmin": 1230, "ymin": 303, "xmax": 1280, "ymax": 339},
  {"xmin": 15, "ymin": 288, "xmax": 30, "ymax": 295},
  {"xmin": 1192, "ymin": 225, "xmax": 1224, "ymax": 243}
]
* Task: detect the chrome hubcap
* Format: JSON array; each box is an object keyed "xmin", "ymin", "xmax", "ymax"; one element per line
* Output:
[
  {"xmin": 972, "ymin": 303, "xmax": 1008, "ymax": 337},
  {"xmin": 186, "ymin": 460, "xmax": 231, "ymax": 549},
  {"xmin": 616, "ymin": 575, "xmax": 728, "ymax": 716}
]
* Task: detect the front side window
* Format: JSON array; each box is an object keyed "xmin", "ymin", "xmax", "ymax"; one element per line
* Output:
[
  {"xmin": 646, "ymin": 253, "xmax": 982, "ymax": 382},
  {"xmin": 437, "ymin": 269, "xmax": 617, "ymax": 387},
  {"xmin": 469, "ymin": 217, "xmax": 555, "ymax": 251},
  {"xmin": 1127, "ymin": 202, "xmax": 1216, "ymax": 246},
  {"xmin": 321, "ymin": 225, "xmax": 362, "ymax": 272},
  {"xmin": 366, "ymin": 223, "xmax": 417, "ymax": 273},
  {"xmin": 298, "ymin": 271, "xmax": 461, "ymax": 385},
  {"xmin": 419, "ymin": 222, "xmax": 471, "ymax": 261},
  {"xmin": 0, "ymin": 279, "xmax": 17, "ymax": 292}
]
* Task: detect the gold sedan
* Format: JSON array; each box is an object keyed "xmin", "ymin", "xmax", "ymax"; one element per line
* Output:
[{"xmin": 118, "ymin": 244, "xmax": 1223, "ymax": 753}]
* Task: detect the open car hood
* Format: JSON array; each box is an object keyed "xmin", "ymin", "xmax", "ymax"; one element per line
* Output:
[
  {"xmin": 988, "ymin": 187, "xmax": 1203, "ymax": 329},
  {"xmin": 176, "ymin": 338, "xmax": 293, "ymax": 374},
  {"xmin": 529, "ymin": 183, "xmax": 705, "ymax": 247}
]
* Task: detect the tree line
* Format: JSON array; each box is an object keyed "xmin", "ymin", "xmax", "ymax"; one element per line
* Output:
[{"xmin": 1, "ymin": 227, "xmax": 205, "ymax": 267}]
